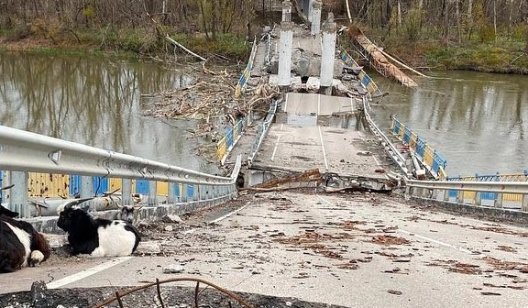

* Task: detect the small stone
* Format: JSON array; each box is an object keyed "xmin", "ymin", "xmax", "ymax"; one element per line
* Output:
[
  {"xmin": 30, "ymin": 281, "xmax": 48, "ymax": 308},
  {"xmin": 162, "ymin": 215, "xmax": 183, "ymax": 223},
  {"xmin": 286, "ymin": 301, "xmax": 292, "ymax": 306},
  {"xmin": 163, "ymin": 264, "xmax": 184, "ymax": 274},
  {"xmin": 165, "ymin": 225, "xmax": 174, "ymax": 232},
  {"xmin": 388, "ymin": 289, "xmax": 402, "ymax": 295}
]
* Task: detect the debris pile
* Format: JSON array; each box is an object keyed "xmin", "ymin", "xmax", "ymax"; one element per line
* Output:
[
  {"xmin": 143, "ymin": 65, "xmax": 279, "ymax": 136},
  {"xmin": 370, "ymin": 235, "xmax": 410, "ymax": 246}
]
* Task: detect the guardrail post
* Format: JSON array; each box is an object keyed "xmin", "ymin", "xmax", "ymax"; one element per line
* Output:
[
  {"xmin": 122, "ymin": 179, "xmax": 132, "ymax": 205},
  {"xmin": 9, "ymin": 171, "xmax": 28, "ymax": 217},
  {"xmin": 168, "ymin": 182, "xmax": 177, "ymax": 204},
  {"xmin": 80, "ymin": 176, "xmax": 94, "ymax": 198},
  {"xmin": 148, "ymin": 181, "xmax": 157, "ymax": 206}
]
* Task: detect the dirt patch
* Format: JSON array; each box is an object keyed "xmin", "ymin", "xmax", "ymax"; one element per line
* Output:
[
  {"xmin": 471, "ymin": 226, "xmax": 528, "ymax": 237},
  {"xmin": 273, "ymin": 230, "xmax": 355, "ymax": 260},
  {"xmin": 341, "ymin": 220, "xmax": 366, "ymax": 230},
  {"xmin": 482, "ymin": 256, "xmax": 528, "ymax": 273},
  {"xmin": 370, "ymin": 235, "xmax": 410, "ymax": 246}
]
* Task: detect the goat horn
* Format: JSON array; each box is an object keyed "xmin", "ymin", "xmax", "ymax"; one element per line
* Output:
[
  {"xmin": 30, "ymin": 200, "xmax": 49, "ymax": 209},
  {"xmin": 103, "ymin": 188, "xmax": 121, "ymax": 197},
  {"xmin": 0, "ymin": 184, "xmax": 14, "ymax": 191},
  {"xmin": 63, "ymin": 197, "xmax": 95, "ymax": 209}
]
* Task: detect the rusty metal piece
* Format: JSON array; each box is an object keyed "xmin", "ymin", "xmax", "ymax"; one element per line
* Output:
[
  {"xmin": 92, "ymin": 277, "xmax": 254, "ymax": 308},
  {"xmin": 254, "ymin": 169, "xmax": 321, "ymax": 189},
  {"xmin": 156, "ymin": 278, "xmax": 165, "ymax": 308},
  {"xmin": 115, "ymin": 291, "xmax": 124, "ymax": 308},
  {"xmin": 194, "ymin": 282, "xmax": 200, "ymax": 308}
]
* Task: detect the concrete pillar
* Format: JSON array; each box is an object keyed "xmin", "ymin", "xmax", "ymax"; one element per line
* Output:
[
  {"xmin": 278, "ymin": 21, "xmax": 293, "ymax": 87},
  {"xmin": 320, "ymin": 13, "xmax": 337, "ymax": 88},
  {"xmin": 311, "ymin": 0, "xmax": 322, "ymax": 35},
  {"xmin": 282, "ymin": 0, "xmax": 292, "ymax": 22}
]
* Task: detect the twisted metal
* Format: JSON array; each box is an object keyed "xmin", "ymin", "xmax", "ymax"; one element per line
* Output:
[{"xmin": 92, "ymin": 277, "xmax": 254, "ymax": 308}]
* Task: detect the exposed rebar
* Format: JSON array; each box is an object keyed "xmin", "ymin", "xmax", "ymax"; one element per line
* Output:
[{"xmin": 92, "ymin": 277, "xmax": 254, "ymax": 308}]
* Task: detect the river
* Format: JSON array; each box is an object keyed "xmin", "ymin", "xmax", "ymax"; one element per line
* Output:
[
  {"xmin": 0, "ymin": 52, "xmax": 218, "ymax": 174},
  {"xmin": 1, "ymin": 53, "xmax": 526, "ymax": 177},
  {"xmin": 372, "ymin": 71, "xmax": 528, "ymax": 176}
]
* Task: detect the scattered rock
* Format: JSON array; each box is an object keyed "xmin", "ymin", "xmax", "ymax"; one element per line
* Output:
[
  {"xmin": 30, "ymin": 281, "xmax": 48, "ymax": 308},
  {"xmin": 162, "ymin": 215, "xmax": 183, "ymax": 224},
  {"xmin": 163, "ymin": 264, "xmax": 185, "ymax": 274},
  {"xmin": 165, "ymin": 225, "xmax": 174, "ymax": 232},
  {"xmin": 136, "ymin": 241, "xmax": 162, "ymax": 255},
  {"xmin": 387, "ymin": 290, "xmax": 402, "ymax": 295},
  {"xmin": 497, "ymin": 245, "xmax": 517, "ymax": 253}
]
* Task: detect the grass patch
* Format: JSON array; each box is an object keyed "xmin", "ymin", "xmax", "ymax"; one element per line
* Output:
[
  {"xmin": 424, "ymin": 41, "xmax": 528, "ymax": 73},
  {"xmin": 0, "ymin": 23, "xmax": 250, "ymax": 62}
]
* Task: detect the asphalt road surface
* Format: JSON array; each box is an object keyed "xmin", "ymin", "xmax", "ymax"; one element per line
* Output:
[{"xmin": 1, "ymin": 191, "xmax": 527, "ymax": 307}]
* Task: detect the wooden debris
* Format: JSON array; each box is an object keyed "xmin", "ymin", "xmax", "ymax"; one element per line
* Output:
[
  {"xmin": 371, "ymin": 235, "xmax": 410, "ymax": 246},
  {"xmin": 347, "ymin": 26, "xmax": 418, "ymax": 88}
]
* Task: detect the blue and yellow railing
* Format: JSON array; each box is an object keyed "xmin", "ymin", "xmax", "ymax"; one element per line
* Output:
[
  {"xmin": 216, "ymin": 115, "xmax": 252, "ymax": 164},
  {"xmin": 391, "ymin": 117, "xmax": 448, "ymax": 180},
  {"xmin": 445, "ymin": 172, "xmax": 528, "ymax": 209},
  {"xmin": 339, "ymin": 49, "xmax": 381, "ymax": 97},
  {"xmin": 235, "ymin": 36, "xmax": 260, "ymax": 98}
]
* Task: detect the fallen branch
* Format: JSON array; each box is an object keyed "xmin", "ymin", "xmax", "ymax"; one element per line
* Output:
[{"xmin": 165, "ymin": 35, "xmax": 206, "ymax": 62}]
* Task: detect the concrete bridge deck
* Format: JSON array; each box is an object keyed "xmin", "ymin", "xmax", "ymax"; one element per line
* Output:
[{"xmin": 250, "ymin": 92, "xmax": 388, "ymax": 177}]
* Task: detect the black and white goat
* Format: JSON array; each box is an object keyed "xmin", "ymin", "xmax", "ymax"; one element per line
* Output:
[
  {"xmin": 57, "ymin": 203, "xmax": 140, "ymax": 257},
  {"xmin": 0, "ymin": 206, "xmax": 51, "ymax": 273}
]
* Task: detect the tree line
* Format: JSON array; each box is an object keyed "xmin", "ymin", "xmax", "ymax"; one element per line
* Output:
[
  {"xmin": 0, "ymin": 0, "xmax": 254, "ymax": 39},
  {"xmin": 335, "ymin": 0, "xmax": 528, "ymax": 44}
]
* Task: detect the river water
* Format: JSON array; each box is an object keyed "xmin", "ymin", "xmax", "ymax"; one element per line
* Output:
[
  {"xmin": 372, "ymin": 71, "xmax": 528, "ymax": 176},
  {"xmin": 2, "ymin": 53, "xmax": 526, "ymax": 177},
  {"xmin": 0, "ymin": 53, "xmax": 218, "ymax": 174}
]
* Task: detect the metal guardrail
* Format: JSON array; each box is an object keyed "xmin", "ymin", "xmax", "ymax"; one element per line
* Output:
[
  {"xmin": 216, "ymin": 114, "xmax": 253, "ymax": 164},
  {"xmin": 248, "ymin": 99, "xmax": 279, "ymax": 166},
  {"xmin": 391, "ymin": 117, "xmax": 447, "ymax": 180},
  {"xmin": 235, "ymin": 36, "xmax": 260, "ymax": 98},
  {"xmin": 339, "ymin": 49, "xmax": 382, "ymax": 97},
  {"xmin": 444, "ymin": 172, "xmax": 528, "ymax": 209},
  {"xmin": 406, "ymin": 179, "xmax": 528, "ymax": 212},
  {"xmin": 361, "ymin": 97, "xmax": 409, "ymax": 177},
  {"xmin": 0, "ymin": 125, "xmax": 241, "ymax": 218}
]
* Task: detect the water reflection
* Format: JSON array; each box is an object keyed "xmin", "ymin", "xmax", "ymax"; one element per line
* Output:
[
  {"xmin": 372, "ymin": 71, "xmax": 528, "ymax": 175},
  {"xmin": 0, "ymin": 53, "xmax": 216, "ymax": 173}
]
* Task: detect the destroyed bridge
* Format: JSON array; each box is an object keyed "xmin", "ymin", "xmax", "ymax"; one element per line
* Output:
[{"xmin": 0, "ymin": 1, "xmax": 527, "ymax": 307}]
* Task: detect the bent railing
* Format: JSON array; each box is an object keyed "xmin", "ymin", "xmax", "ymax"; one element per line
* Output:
[
  {"xmin": 406, "ymin": 179, "xmax": 528, "ymax": 212},
  {"xmin": 362, "ymin": 97, "xmax": 409, "ymax": 177},
  {"xmin": 0, "ymin": 125, "xmax": 241, "ymax": 218},
  {"xmin": 391, "ymin": 117, "xmax": 447, "ymax": 180},
  {"xmin": 248, "ymin": 99, "xmax": 279, "ymax": 166},
  {"xmin": 339, "ymin": 49, "xmax": 382, "ymax": 97},
  {"xmin": 235, "ymin": 35, "xmax": 260, "ymax": 97},
  {"xmin": 216, "ymin": 114, "xmax": 253, "ymax": 164}
]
